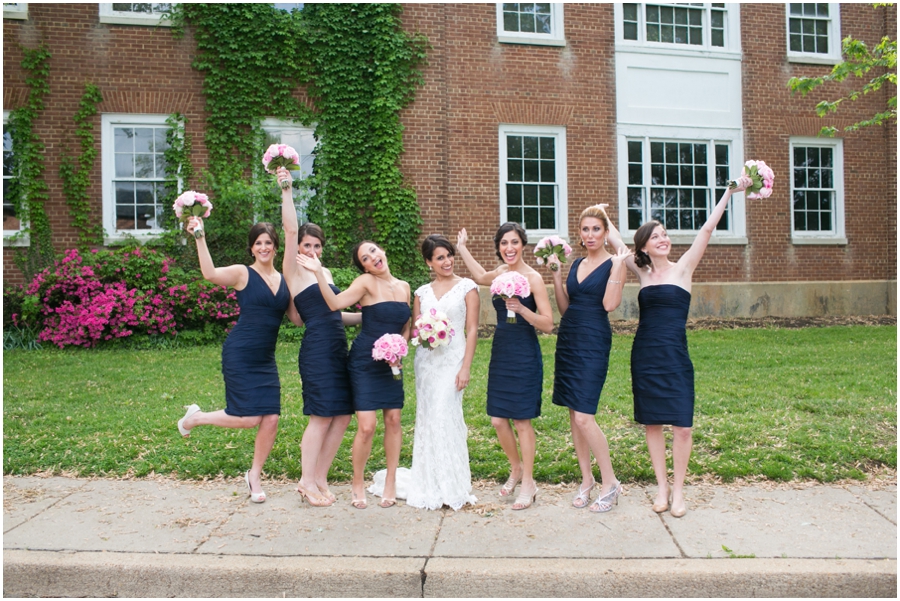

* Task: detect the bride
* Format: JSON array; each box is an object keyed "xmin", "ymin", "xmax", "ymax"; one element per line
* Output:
[{"xmin": 371, "ymin": 234, "xmax": 479, "ymax": 509}]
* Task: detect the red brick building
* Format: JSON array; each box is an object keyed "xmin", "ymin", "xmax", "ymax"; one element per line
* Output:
[{"xmin": 4, "ymin": 3, "xmax": 896, "ymax": 316}]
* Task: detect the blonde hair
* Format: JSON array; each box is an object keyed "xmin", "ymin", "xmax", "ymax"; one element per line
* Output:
[{"xmin": 577, "ymin": 206, "xmax": 610, "ymax": 248}]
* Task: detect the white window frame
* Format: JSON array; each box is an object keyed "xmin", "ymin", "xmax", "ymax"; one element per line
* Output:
[
  {"xmin": 3, "ymin": 111, "xmax": 28, "ymax": 247},
  {"xmin": 614, "ymin": 3, "xmax": 741, "ymax": 58},
  {"xmin": 3, "ymin": 3, "xmax": 28, "ymax": 20},
  {"xmin": 261, "ymin": 118, "xmax": 316, "ymax": 222},
  {"xmin": 616, "ymin": 125, "xmax": 746, "ymax": 245},
  {"xmin": 498, "ymin": 124, "xmax": 568, "ymax": 241},
  {"xmin": 98, "ymin": 3, "xmax": 173, "ymax": 27},
  {"xmin": 496, "ymin": 3, "xmax": 566, "ymax": 47},
  {"xmin": 785, "ymin": 3, "xmax": 842, "ymax": 65},
  {"xmin": 101, "ymin": 113, "xmax": 175, "ymax": 243},
  {"xmin": 789, "ymin": 136, "xmax": 845, "ymax": 245}
]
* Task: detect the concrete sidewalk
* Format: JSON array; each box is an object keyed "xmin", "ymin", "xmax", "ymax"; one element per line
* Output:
[{"xmin": 3, "ymin": 475, "xmax": 896, "ymax": 597}]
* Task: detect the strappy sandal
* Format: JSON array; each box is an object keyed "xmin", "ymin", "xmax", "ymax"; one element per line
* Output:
[
  {"xmin": 573, "ymin": 479, "xmax": 595, "ymax": 508},
  {"xmin": 297, "ymin": 483, "xmax": 333, "ymax": 507},
  {"xmin": 590, "ymin": 481, "xmax": 621, "ymax": 514},
  {"xmin": 244, "ymin": 471, "xmax": 266, "ymax": 504},
  {"xmin": 351, "ymin": 491, "xmax": 367, "ymax": 509},
  {"xmin": 511, "ymin": 483, "xmax": 538, "ymax": 510},
  {"xmin": 379, "ymin": 498, "xmax": 397, "ymax": 509},
  {"xmin": 499, "ymin": 473, "xmax": 522, "ymax": 497},
  {"xmin": 317, "ymin": 485, "xmax": 336, "ymax": 503}
]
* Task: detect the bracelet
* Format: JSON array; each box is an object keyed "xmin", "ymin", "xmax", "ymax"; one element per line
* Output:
[{"xmin": 609, "ymin": 280, "xmax": 622, "ymax": 284}]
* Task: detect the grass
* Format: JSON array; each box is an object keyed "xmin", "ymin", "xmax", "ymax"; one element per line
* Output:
[{"xmin": 3, "ymin": 326, "xmax": 896, "ymax": 484}]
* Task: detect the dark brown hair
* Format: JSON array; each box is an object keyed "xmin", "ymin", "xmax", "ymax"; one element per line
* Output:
[
  {"xmin": 493, "ymin": 222, "xmax": 528, "ymax": 261},
  {"xmin": 248, "ymin": 222, "xmax": 279, "ymax": 258},
  {"xmin": 297, "ymin": 222, "xmax": 325, "ymax": 247},
  {"xmin": 632, "ymin": 220, "xmax": 662, "ymax": 269},
  {"xmin": 421, "ymin": 234, "xmax": 456, "ymax": 262},
  {"xmin": 351, "ymin": 240, "xmax": 380, "ymax": 273}
]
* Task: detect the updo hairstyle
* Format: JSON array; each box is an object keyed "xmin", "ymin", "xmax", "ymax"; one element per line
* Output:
[
  {"xmin": 421, "ymin": 234, "xmax": 456, "ymax": 262},
  {"xmin": 493, "ymin": 222, "xmax": 528, "ymax": 261},
  {"xmin": 632, "ymin": 220, "xmax": 662, "ymax": 269}
]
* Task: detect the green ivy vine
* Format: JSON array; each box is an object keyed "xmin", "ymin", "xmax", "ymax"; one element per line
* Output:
[
  {"xmin": 8, "ymin": 45, "xmax": 54, "ymax": 279},
  {"xmin": 168, "ymin": 3, "xmax": 428, "ymax": 282},
  {"xmin": 59, "ymin": 82, "xmax": 104, "ymax": 250},
  {"xmin": 162, "ymin": 112, "xmax": 194, "ymax": 223}
]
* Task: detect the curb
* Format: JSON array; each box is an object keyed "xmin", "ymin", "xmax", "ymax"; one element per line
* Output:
[{"xmin": 4, "ymin": 551, "xmax": 896, "ymax": 597}]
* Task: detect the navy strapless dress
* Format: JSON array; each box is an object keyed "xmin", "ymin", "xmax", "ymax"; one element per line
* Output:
[
  {"xmin": 294, "ymin": 284, "xmax": 353, "ymax": 417},
  {"xmin": 631, "ymin": 284, "xmax": 694, "ymax": 428},
  {"xmin": 347, "ymin": 301, "xmax": 410, "ymax": 411},
  {"xmin": 221, "ymin": 267, "xmax": 290, "ymax": 417},
  {"xmin": 487, "ymin": 293, "xmax": 543, "ymax": 420},
  {"xmin": 553, "ymin": 258, "xmax": 613, "ymax": 415}
]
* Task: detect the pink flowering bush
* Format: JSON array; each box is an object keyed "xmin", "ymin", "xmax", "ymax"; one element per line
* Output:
[{"xmin": 14, "ymin": 247, "xmax": 240, "ymax": 349}]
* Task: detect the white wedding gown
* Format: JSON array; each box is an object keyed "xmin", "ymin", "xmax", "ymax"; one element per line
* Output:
[{"xmin": 369, "ymin": 278, "xmax": 478, "ymax": 510}]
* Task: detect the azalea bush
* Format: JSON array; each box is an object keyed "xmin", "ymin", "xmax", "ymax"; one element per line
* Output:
[{"xmin": 12, "ymin": 247, "xmax": 240, "ymax": 349}]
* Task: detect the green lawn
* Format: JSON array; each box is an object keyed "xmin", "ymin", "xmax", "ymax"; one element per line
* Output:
[{"xmin": 3, "ymin": 326, "xmax": 896, "ymax": 484}]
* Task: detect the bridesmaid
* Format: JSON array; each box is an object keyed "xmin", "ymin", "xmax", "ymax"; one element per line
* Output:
[
  {"xmin": 457, "ymin": 222, "xmax": 553, "ymax": 510},
  {"xmin": 547, "ymin": 205, "xmax": 631, "ymax": 513},
  {"xmin": 278, "ymin": 168, "xmax": 360, "ymax": 507},
  {"xmin": 618, "ymin": 176, "xmax": 751, "ymax": 518},
  {"xmin": 297, "ymin": 241, "xmax": 410, "ymax": 510},
  {"xmin": 177, "ymin": 216, "xmax": 299, "ymax": 504}
]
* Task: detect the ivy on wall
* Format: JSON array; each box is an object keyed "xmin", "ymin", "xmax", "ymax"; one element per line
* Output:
[
  {"xmin": 59, "ymin": 82, "xmax": 104, "ymax": 250},
  {"xmin": 8, "ymin": 46, "xmax": 54, "ymax": 280},
  {"xmin": 169, "ymin": 3, "xmax": 428, "ymax": 282}
]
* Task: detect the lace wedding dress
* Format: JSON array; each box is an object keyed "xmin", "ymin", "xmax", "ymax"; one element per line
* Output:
[{"xmin": 370, "ymin": 278, "xmax": 478, "ymax": 510}]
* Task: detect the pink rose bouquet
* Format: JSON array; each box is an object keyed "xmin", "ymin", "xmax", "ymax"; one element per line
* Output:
[
  {"xmin": 411, "ymin": 307, "xmax": 456, "ymax": 350},
  {"xmin": 262, "ymin": 143, "xmax": 301, "ymax": 189},
  {"xmin": 490, "ymin": 271, "xmax": 531, "ymax": 324},
  {"xmin": 372, "ymin": 333, "xmax": 409, "ymax": 379},
  {"xmin": 728, "ymin": 160, "xmax": 775, "ymax": 200},
  {"xmin": 534, "ymin": 235, "xmax": 573, "ymax": 272},
  {"xmin": 173, "ymin": 191, "xmax": 213, "ymax": 239}
]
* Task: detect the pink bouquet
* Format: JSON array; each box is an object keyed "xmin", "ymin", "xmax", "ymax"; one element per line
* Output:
[
  {"xmin": 411, "ymin": 307, "xmax": 456, "ymax": 350},
  {"xmin": 728, "ymin": 160, "xmax": 775, "ymax": 199},
  {"xmin": 173, "ymin": 191, "xmax": 213, "ymax": 239},
  {"xmin": 262, "ymin": 143, "xmax": 300, "ymax": 189},
  {"xmin": 372, "ymin": 333, "xmax": 409, "ymax": 379},
  {"xmin": 490, "ymin": 271, "xmax": 531, "ymax": 324},
  {"xmin": 534, "ymin": 235, "xmax": 573, "ymax": 272}
]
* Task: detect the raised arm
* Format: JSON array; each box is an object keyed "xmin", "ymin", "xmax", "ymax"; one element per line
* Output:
[
  {"xmin": 603, "ymin": 245, "xmax": 632, "ymax": 312},
  {"xmin": 456, "ymin": 228, "xmax": 502, "ymax": 286},
  {"xmin": 678, "ymin": 176, "xmax": 750, "ymax": 274},
  {"xmin": 187, "ymin": 217, "xmax": 248, "ymax": 289},
  {"xmin": 296, "ymin": 254, "xmax": 370, "ymax": 310},
  {"xmin": 597, "ymin": 204, "xmax": 640, "ymax": 277},
  {"xmin": 546, "ymin": 254, "xmax": 569, "ymax": 316},
  {"xmin": 278, "ymin": 167, "xmax": 299, "ymax": 282}
]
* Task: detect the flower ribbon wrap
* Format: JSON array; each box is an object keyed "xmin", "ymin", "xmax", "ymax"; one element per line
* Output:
[{"xmin": 372, "ymin": 333, "xmax": 409, "ymax": 380}]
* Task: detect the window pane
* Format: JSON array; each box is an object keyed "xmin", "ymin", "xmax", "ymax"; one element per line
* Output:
[
  {"xmin": 503, "ymin": 12, "xmax": 520, "ymax": 32},
  {"xmin": 508, "ymin": 159, "xmax": 523, "ymax": 181},
  {"xmin": 539, "ymin": 207, "xmax": 555, "ymax": 229},
  {"xmin": 624, "ymin": 21, "xmax": 638, "ymax": 40},
  {"xmin": 539, "ymin": 160, "xmax": 555, "ymax": 182},
  {"xmin": 523, "ymin": 207, "xmax": 539, "ymax": 229},
  {"xmin": 135, "ymin": 154, "xmax": 154, "ymax": 178},
  {"xmin": 623, "ymin": 3, "xmax": 637, "ymax": 22},
  {"xmin": 628, "ymin": 141, "xmax": 642, "ymax": 163},
  {"xmin": 629, "ymin": 163, "xmax": 643, "ymax": 185},
  {"xmin": 539, "ymin": 184, "xmax": 554, "ymax": 206},
  {"xmin": 507, "ymin": 136, "xmax": 523, "ymax": 158},
  {"xmin": 115, "ymin": 153, "xmax": 134, "ymax": 178},
  {"xmin": 507, "ymin": 206, "xmax": 523, "ymax": 224},
  {"xmin": 523, "ymin": 160, "xmax": 539, "ymax": 182},
  {"xmin": 523, "ymin": 137, "xmax": 538, "ymax": 158},
  {"xmin": 539, "ymin": 137, "xmax": 554, "ymax": 159},
  {"xmin": 523, "ymin": 185, "xmax": 538, "ymax": 206},
  {"xmin": 507, "ymin": 183, "xmax": 522, "ymax": 204}
]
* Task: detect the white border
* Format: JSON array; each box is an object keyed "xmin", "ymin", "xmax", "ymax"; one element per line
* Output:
[
  {"xmin": 3, "ymin": 111, "xmax": 29, "ymax": 247},
  {"xmin": 496, "ymin": 3, "xmax": 566, "ymax": 47},
  {"xmin": 785, "ymin": 2, "xmax": 842, "ymax": 65},
  {"xmin": 101, "ymin": 113, "xmax": 173, "ymax": 244},
  {"xmin": 614, "ymin": 3, "xmax": 741, "ymax": 59},
  {"xmin": 498, "ymin": 124, "xmax": 568, "ymax": 241},
  {"xmin": 3, "ymin": 2, "xmax": 28, "ymax": 20},
  {"xmin": 98, "ymin": 3, "xmax": 173, "ymax": 27},
  {"xmin": 789, "ymin": 136, "xmax": 846, "ymax": 244}
]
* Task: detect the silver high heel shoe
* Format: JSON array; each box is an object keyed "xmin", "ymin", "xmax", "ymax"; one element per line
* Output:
[{"xmin": 589, "ymin": 481, "xmax": 621, "ymax": 513}]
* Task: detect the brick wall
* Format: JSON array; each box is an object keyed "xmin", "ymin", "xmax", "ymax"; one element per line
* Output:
[{"xmin": 4, "ymin": 3, "xmax": 896, "ymax": 289}]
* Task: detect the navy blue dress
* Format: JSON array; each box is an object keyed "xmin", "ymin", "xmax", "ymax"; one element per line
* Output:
[
  {"xmin": 552, "ymin": 257, "xmax": 613, "ymax": 415},
  {"xmin": 222, "ymin": 267, "xmax": 291, "ymax": 417},
  {"xmin": 294, "ymin": 284, "xmax": 353, "ymax": 417},
  {"xmin": 631, "ymin": 284, "xmax": 694, "ymax": 428},
  {"xmin": 487, "ymin": 293, "xmax": 543, "ymax": 420},
  {"xmin": 347, "ymin": 301, "xmax": 410, "ymax": 412}
]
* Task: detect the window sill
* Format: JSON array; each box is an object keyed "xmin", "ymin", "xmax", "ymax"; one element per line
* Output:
[
  {"xmin": 526, "ymin": 233, "xmax": 569, "ymax": 245},
  {"xmin": 3, "ymin": 9, "xmax": 28, "ymax": 20},
  {"xmin": 619, "ymin": 234, "xmax": 747, "ymax": 245},
  {"xmin": 498, "ymin": 35, "xmax": 566, "ymax": 48},
  {"xmin": 787, "ymin": 54, "xmax": 841, "ymax": 66},
  {"xmin": 4, "ymin": 234, "xmax": 30, "ymax": 247},
  {"xmin": 615, "ymin": 43, "xmax": 742, "ymax": 61},
  {"xmin": 792, "ymin": 236, "xmax": 847, "ymax": 245},
  {"xmin": 103, "ymin": 232, "xmax": 164, "ymax": 246},
  {"xmin": 99, "ymin": 15, "xmax": 172, "ymax": 27}
]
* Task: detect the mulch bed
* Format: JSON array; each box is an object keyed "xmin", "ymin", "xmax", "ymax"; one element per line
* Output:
[{"xmin": 478, "ymin": 315, "xmax": 896, "ymax": 338}]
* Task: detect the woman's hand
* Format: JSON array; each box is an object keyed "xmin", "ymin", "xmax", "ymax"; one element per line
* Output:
[
  {"xmin": 186, "ymin": 216, "xmax": 202, "ymax": 236},
  {"xmin": 505, "ymin": 297, "xmax": 524, "ymax": 314},
  {"xmin": 389, "ymin": 358, "xmax": 402, "ymax": 369},
  {"xmin": 276, "ymin": 166, "xmax": 293, "ymax": 190},
  {"xmin": 296, "ymin": 253, "xmax": 323, "ymax": 273},
  {"xmin": 610, "ymin": 245, "xmax": 633, "ymax": 266},
  {"xmin": 546, "ymin": 254, "xmax": 562, "ymax": 273},
  {"xmin": 731, "ymin": 174, "xmax": 753, "ymax": 193},
  {"xmin": 457, "ymin": 228, "xmax": 468, "ymax": 249},
  {"xmin": 455, "ymin": 366, "xmax": 470, "ymax": 391}
]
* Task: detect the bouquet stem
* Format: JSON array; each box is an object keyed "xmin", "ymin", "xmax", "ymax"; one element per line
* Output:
[
  {"xmin": 390, "ymin": 366, "xmax": 401, "ymax": 380},
  {"xmin": 279, "ymin": 178, "xmax": 291, "ymax": 191},
  {"xmin": 506, "ymin": 309, "xmax": 516, "ymax": 324},
  {"xmin": 192, "ymin": 221, "xmax": 205, "ymax": 239}
]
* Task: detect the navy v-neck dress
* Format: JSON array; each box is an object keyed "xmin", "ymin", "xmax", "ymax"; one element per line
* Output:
[{"xmin": 552, "ymin": 257, "xmax": 613, "ymax": 415}]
